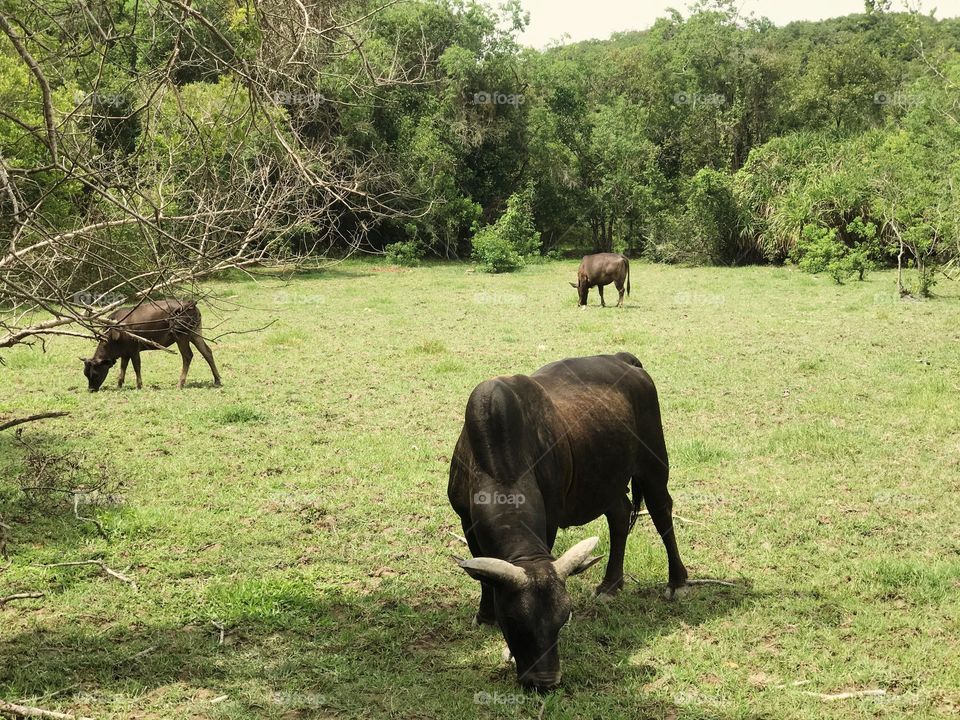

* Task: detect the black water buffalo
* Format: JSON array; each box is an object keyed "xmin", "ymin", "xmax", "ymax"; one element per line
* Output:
[
  {"xmin": 81, "ymin": 300, "xmax": 221, "ymax": 392},
  {"xmin": 448, "ymin": 352, "xmax": 687, "ymax": 691},
  {"xmin": 570, "ymin": 252, "xmax": 631, "ymax": 307}
]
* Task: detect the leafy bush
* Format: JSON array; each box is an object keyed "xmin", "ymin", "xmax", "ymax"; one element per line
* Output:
[
  {"xmin": 795, "ymin": 225, "xmax": 845, "ymax": 280},
  {"xmin": 645, "ymin": 213, "xmax": 696, "ymax": 264},
  {"xmin": 471, "ymin": 187, "xmax": 542, "ymax": 273},
  {"xmin": 681, "ymin": 168, "xmax": 745, "ymax": 264},
  {"xmin": 471, "ymin": 227, "xmax": 523, "ymax": 272},
  {"xmin": 794, "ymin": 224, "xmax": 874, "ymax": 284},
  {"xmin": 385, "ymin": 239, "xmax": 424, "ymax": 267}
]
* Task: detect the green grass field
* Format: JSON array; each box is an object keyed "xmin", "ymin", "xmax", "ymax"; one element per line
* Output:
[{"xmin": 1, "ymin": 261, "xmax": 959, "ymax": 719}]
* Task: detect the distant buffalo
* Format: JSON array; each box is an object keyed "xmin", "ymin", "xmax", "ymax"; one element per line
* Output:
[
  {"xmin": 570, "ymin": 253, "xmax": 630, "ymax": 307},
  {"xmin": 81, "ymin": 300, "xmax": 221, "ymax": 392},
  {"xmin": 448, "ymin": 352, "xmax": 687, "ymax": 691}
]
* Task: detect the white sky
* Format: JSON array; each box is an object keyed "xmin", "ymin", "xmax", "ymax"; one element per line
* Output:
[{"xmin": 502, "ymin": 0, "xmax": 960, "ymax": 48}]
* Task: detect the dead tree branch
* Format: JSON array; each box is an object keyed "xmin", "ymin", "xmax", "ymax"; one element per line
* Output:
[
  {"xmin": 72, "ymin": 494, "xmax": 109, "ymax": 541},
  {"xmin": 0, "ymin": 591, "xmax": 45, "ymax": 607},
  {"xmin": 41, "ymin": 560, "xmax": 136, "ymax": 588},
  {"xmin": 0, "ymin": 699, "xmax": 92, "ymax": 720},
  {"xmin": 0, "ymin": 413, "xmax": 69, "ymax": 432}
]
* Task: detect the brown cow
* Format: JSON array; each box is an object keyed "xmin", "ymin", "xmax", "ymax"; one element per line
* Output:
[
  {"xmin": 569, "ymin": 253, "xmax": 631, "ymax": 307},
  {"xmin": 81, "ymin": 300, "xmax": 221, "ymax": 391}
]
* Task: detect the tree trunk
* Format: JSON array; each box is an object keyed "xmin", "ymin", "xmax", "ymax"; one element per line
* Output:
[{"xmin": 897, "ymin": 238, "xmax": 906, "ymax": 296}]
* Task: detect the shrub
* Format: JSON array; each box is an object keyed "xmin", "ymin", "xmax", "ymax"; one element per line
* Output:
[
  {"xmin": 794, "ymin": 224, "xmax": 874, "ymax": 284},
  {"xmin": 385, "ymin": 240, "xmax": 424, "ymax": 267},
  {"xmin": 682, "ymin": 168, "xmax": 745, "ymax": 264},
  {"xmin": 471, "ymin": 226, "xmax": 522, "ymax": 272},
  {"xmin": 471, "ymin": 186, "xmax": 542, "ymax": 273}
]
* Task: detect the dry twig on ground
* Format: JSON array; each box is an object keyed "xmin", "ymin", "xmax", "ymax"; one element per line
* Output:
[
  {"xmin": 0, "ymin": 591, "xmax": 44, "ymax": 607},
  {"xmin": 0, "ymin": 413, "xmax": 69, "ymax": 432},
  {"xmin": 0, "ymin": 699, "xmax": 92, "ymax": 720},
  {"xmin": 41, "ymin": 560, "xmax": 136, "ymax": 589}
]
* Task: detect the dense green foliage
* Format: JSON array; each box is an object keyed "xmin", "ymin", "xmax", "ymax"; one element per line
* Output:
[
  {"xmin": 2, "ymin": 0, "xmax": 958, "ymax": 293},
  {"xmin": 471, "ymin": 185, "xmax": 540, "ymax": 272}
]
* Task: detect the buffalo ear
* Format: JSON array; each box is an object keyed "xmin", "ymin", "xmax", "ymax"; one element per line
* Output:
[
  {"xmin": 79, "ymin": 357, "xmax": 89, "ymax": 363},
  {"xmin": 569, "ymin": 282, "xmax": 577, "ymax": 288},
  {"xmin": 553, "ymin": 536, "xmax": 603, "ymax": 579},
  {"xmin": 107, "ymin": 328, "xmax": 122, "ymax": 342},
  {"xmin": 457, "ymin": 557, "xmax": 530, "ymax": 590}
]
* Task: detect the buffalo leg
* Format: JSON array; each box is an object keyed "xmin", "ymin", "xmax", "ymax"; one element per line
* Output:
[
  {"xmin": 117, "ymin": 356, "xmax": 128, "ymax": 388},
  {"xmin": 596, "ymin": 494, "xmax": 631, "ymax": 595},
  {"xmin": 190, "ymin": 333, "xmax": 222, "ymax": 387},
  {"xmin": 462, "ymin": 520, "xmax": 496, "ymax": 626},
  {"xmin": 598, "ymin": 285, "xmax": 606, "ymax": 307},
  {"xmin": 131, "ymin": 352, "xmax": 143, "ymax": 389},
  {"xmin": 638, "ymin": 466, "xmax": 688, "ymax": 589},
  {"xmin": 616, "ymin": 282, "xmax": 625, "ymax": 307},
  {"xmin": 176, "ymin": 337, "xmax": 194, "ymax": 389},
  {"xmin": 545, "ymin": 525, "xmax": 558, "ymax": 551}
]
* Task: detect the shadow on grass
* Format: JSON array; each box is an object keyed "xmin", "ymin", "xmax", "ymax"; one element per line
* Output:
[
  {"xmin": 0, "ymin": 574, "xmax": 759, "ymax": 719},
  {"xmin": 210, "ymin": 264, "xmax": 378, "ymax": 285}
]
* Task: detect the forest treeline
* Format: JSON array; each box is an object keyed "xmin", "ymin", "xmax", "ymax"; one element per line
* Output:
[{"xmin": 2, "ymin": 0, "xmax": 959, "ymax": 298}]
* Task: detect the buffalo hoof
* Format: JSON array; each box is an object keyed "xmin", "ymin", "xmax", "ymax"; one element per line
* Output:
[
  {"xmin": 595, "ymin": 577, "xmax": 624, "ymax": 597},
  {"xmin": 664, "ymin": 583, "xmax": 691, "ymax": 601}
]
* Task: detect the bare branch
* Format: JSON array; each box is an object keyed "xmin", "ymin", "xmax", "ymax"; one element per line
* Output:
[
  {"xmin": 40, "ymin": 560, "xmax": 136, "ymax": 588},
  {"xmin": 0, "ymin": 412, "xmax": 70, "ymax": 432},
  {"xmin": 0, "ymin": 699, "xmax": 92, "ymax": 720},
  {"xmin": 0, "ymin": 591, "xmax": 45, "ymax": 607},
  {"xmin": 0, "ymin": 13, "xmax": 58, "ymax": 163}
]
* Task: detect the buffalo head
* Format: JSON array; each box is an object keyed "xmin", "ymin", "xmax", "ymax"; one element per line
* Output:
[
  {"xmin": 457, "ymin": 536, "xmax": 601, "ymax": 691},
  {"xmin": 568, "ymin": 278, "xmax": 588, "ymax": 306},
  {"xmin": 81, "ymin": 357, "xmax": 115, "ymax": 392}
]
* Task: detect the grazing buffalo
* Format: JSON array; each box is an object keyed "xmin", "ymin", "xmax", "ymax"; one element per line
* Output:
[
  {"xmin": 448, "ymin": 352, "xmax": 687, "ymax": 691},
  {"xmin": 570, "ymin": 253, "xmax": 631, "ymax": 307},
  {"xmin": 81, "ymin": 300, "xmax": 221, "ymax": 392}
]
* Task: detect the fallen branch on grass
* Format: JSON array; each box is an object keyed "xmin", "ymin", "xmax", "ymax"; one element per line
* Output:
[
  {"xmin": 127, "ymin": 646, "xmax": 157, "ymax": 661},
  {"xmin": 0, "ymin": 519, "xmax": 9, "ymax": 559},
  {"xmin": 0, "ymin": 412, "xmax": 69, "ymax": 432},
  {"xmin": 72, "ymin": 495, "xmax": 108, "ymax": 541},
  {"xmin": 0, "ymin": 591, "xmax": 44, "ymax": 606},
  {"xmin": 775, "ymin": 680, "xmax": 811, "ymax": 689},
  {"xmin": 801, "ymin": 689, "xmax": 887, "ymax": 701},
  {"xmin": 635, "ymin": 510, "xmax": 705, "ymax": 526},
  {"xmin": 212, "ymin": 620, "xmax": 226, "ymax": 645},
  {"xmin": 0, "ymin": 699, "xmax": 92, "ymax": 720},
  {"xmin": 41, "ymin": 560, "xmax": 136, "ymax": 589}
]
